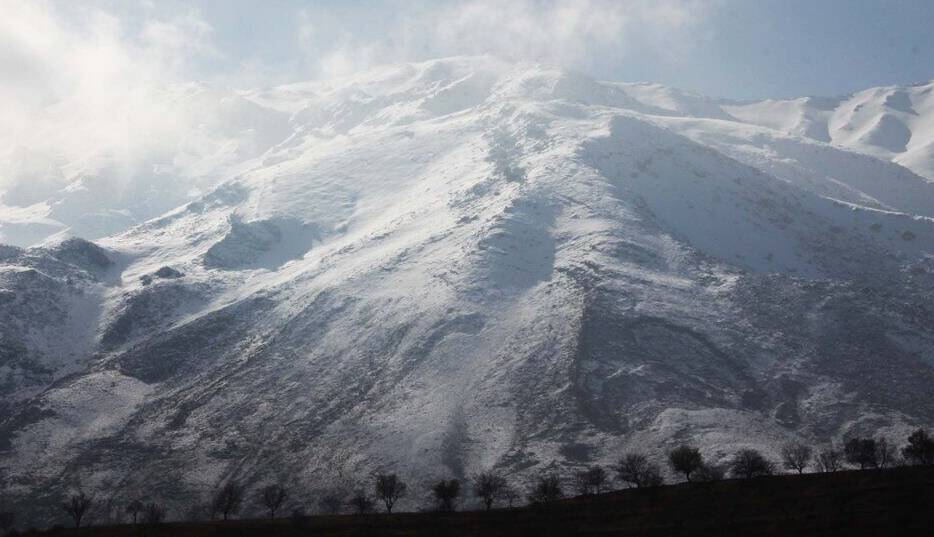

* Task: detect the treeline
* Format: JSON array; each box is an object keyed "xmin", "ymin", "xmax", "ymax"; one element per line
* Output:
[{"xmin": 1, "ymin": 428, "xmax": 932, "ymax": 534}]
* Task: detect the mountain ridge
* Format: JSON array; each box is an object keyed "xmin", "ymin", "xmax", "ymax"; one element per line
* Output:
[
  {"xmin": 2, "ymin": 57, "xmax": 933, "ymax": 249},
  {"xmin": 1, "ymin": 56, "xmax": 933, "ymax": 523}
]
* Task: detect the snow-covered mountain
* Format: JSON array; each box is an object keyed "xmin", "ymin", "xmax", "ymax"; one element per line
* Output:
[
  {"xmin": 724, "ymin": 81, "xmax": 934, "ymax": 180},
  {"xmin": 2, "ymin": 56, "xmax": 933, "ymax": 522}
]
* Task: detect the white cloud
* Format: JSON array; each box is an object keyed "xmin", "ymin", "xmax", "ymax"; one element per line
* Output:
[
  {"xmin": 0, "ymin": 1, "xmax": 215, "ymax": 123},
  {"xmin": 295, "ymin": 0, "xmax": 720, "ymax": 78},
  {"xmin": 140, "ymin": 10, "xmax": 220, "ymax": 73},
  {"xmin": 0, "ymin": 0, "xmax": 224, "ymax": 205}
]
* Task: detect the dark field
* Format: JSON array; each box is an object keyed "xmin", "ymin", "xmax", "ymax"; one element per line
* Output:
[{"xmin": 24, "ymin": 466, "xmax": 934, "ymax": 537}]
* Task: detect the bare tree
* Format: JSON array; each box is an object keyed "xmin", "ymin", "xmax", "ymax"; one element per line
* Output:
[
  {"xmin": 63, "ymin": 492, "xmax": 93, "ymax": 529},
  {"xmin": 319, "ymin": 491, "xmax": 346, "ymax": 514},
  {"xmin": 844, "ymin": 438, "xmax": 879, "ymax": 469},
  {"xmin": 817, "ymin": 447, "xmax": 843, "ymax": 473},
  {"xmin": 348, "ymin": 490, "xmax": 375, "ymax": 514},
  {"xmin": 574, "ymin": 466, "xmax": 608, "ymax": 495},
  {"xmin": 781, "ymin": 442, "xmax": 813, "ymax": 474},
  {"xmin": 615, "ymin": 453, "xmax": 663, "ymax": 488},
  {"xmin": 259, "ymin": 484, "xmax": 287, "ymax": 519},
  {"xmin": 374, "ymin": 474, "xmax": 407, "ymax": 514},
  {"xmin": 729, "ymin": 449, "xmax": 775, "ymax": 479},
  {"xmin": 125, "ymin": 499, "xmax": 144, "ymax": 524},
  {"xmin": 431, "ymin": 479, "xmax": 461, "ymax": 512},
  {"xmin": 668, "ymin": 445, "xmax": 704, "ymax": 482},
  {"xmin": 902, "ymin": 428, "xmax": 934, "ymax": 465},
  {"xmin": 527, "ymin": 473, "xmax": 563, "ymax": 504},
  {"xmin": 0, "ymin": 512, "xmax": 14, "ymax": 534},
  {"xmin": 473, "ymin": 472, "xmax": 507, "ymax": 510},
  {"xmin": 142, "ymin": 503, "xmax": 166, "ymax": 525},
  {"xmin": 212, "ymin": 481, "xmax": 245, "ymax": 521},
  {"xmin": 615, "ymin": 453, "xmax": 647, "ymax": 488},
  {"xmin": 589, "ymin": 466, "xmax": 609, "ymax": 494}
]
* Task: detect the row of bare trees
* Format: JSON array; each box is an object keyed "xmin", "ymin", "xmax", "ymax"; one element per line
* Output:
[
  {"xmin": 516, "ymin": 428, "xmax": 934, "ymax": 507},
  {"xmin": 55, "ymin": 491, "xmax": 167, "ymax": 530},
  {"xmin": 662, "ymin": 429, "xmax": 934, "ymax": 483},
  {"xmin": 2, "ymin": 428, "xmax": 931, "ymax": 533}
]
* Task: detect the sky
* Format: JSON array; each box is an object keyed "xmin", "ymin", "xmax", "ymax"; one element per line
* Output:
[{"xmin": 3, "ymin": 0, "xmax": 932, "ymax": 104}]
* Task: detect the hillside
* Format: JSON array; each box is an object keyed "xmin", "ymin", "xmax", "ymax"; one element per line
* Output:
[
  {"xmin": 1, "ymin": 57, "xmax": 933, "ymax": 525},
  {"xmin": 724, "ymin": 81, "xmax": 934, "ymax": 180},
  {"xmin": 21, "ymin": 467, "xmax": 934, "ymax": 536}
]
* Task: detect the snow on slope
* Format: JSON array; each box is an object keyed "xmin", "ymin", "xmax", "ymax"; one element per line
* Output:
[
  {"xmin": 725, "ymin": 81, "xmax": 934, "ymax": 180},
  {"xmin": 1, "ymin": 57, "xmax": 934, "ymax": 523}
]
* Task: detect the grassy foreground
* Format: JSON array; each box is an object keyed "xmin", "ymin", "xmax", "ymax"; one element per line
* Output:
[{"xmin": 37, "ymin": 466, "xmax": 934, "ymax": 536}]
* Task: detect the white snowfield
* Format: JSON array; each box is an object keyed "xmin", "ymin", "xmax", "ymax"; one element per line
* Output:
[{"xmin": 1, "ymin": 57, "xmax": 933, "ymax": 521}]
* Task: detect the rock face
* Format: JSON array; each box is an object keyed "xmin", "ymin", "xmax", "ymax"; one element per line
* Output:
[{"xmin": 1, "ymin": 57, "xmax": 933, "ymax": 523}]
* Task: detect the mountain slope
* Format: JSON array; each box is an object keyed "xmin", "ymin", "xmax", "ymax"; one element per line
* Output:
[
  {"xmin": 1, "ymin": 57, "xmax": 933, "ymax": 523},
  {"xmin": 723, "ymin": 81, "xmax": 934, "ymax": 181}
]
